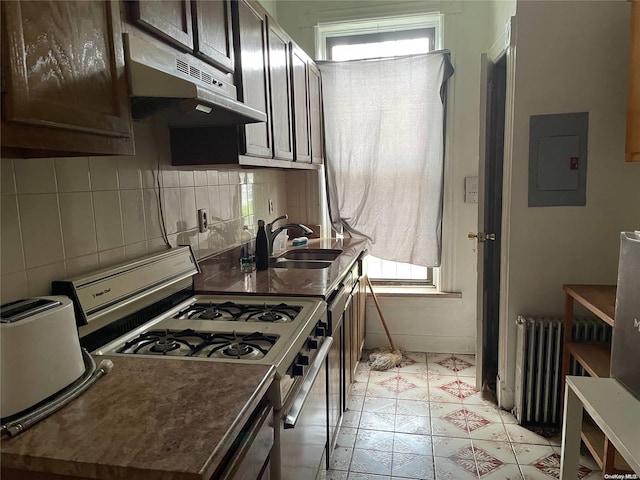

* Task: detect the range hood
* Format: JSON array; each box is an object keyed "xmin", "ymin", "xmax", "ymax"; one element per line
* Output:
[{"xmin": 124, "ymin": 34, "xmax": 266, "ymax": 127}]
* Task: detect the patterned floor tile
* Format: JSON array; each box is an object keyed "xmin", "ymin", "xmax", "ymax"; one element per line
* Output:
[
  {"xmin": 347, "ymin": 395, "xmax": 365, "ymax": 412},
  {"xmin": 511, "ymin": 443, "xmax": 555, "ymax": 465},
  {"xmin": 354, "ymin": 368, "xmax": 370, "ymax": 382},
  {"xmin": 354, "ymin": 429, "xmax": 395, "ymax": 451},
  {"xmin": 366, "ymin": 377, "xmax": 399, "ymax": 398},
  {"xmin": 398, "ymin": 355, "xmax": 429, "ymax": 374},
  {"xmin": 462, "ymin": 402, "xmax": 504, "ymax": 423},
  {"xmin": 446, "ymin": 445, "xmax": 480, "ymax": 477},
  {"xmin": 472, "ymin": 440, "xmax": 517, "ymax": 464},
  {"xmin": 362, "ymin": 396, "xmax": 396, "ymax": 414},
  {"xmin": 468, "ymin": 422, "xmax": 510, "ymax": 442},
  {"xmin": 396, "ymin": 385, "xmax": 431, "ymax": 401},
  {"xmin": 336, "ymin": 427, "xmax": 357, "ymax": 449},
  {"xmin": 342, "ymin": 410, "xmax": 362, "ymax": 428},
  {"xmin": 391, "ymin": 452, "xmax": 436, "ymax": 479},
  {"xmin": 472, "ymin": 446, "xmax": 505, "ymax": 477},
  {"xmin": 326, "ymin": 469, "xmax": 349, "ymax": 480},
  {"xmin": 350, "ymin": 448, "xmax": 393, "ymax": 475},
  {"xmin": 395, "ymin": 414, "xmax": 431, "ymax": 435},
  {"xmin": 505, "ymin": 424, "xmax": 551, "ymax": 445},
  {"xmin": 432, "ymin": 435, "xmax": 473, "ymax": 457},
  {"xmin": 348, "ymin": 473, "xmax": 389, "ymax": 480},
  {"xmin": 359, "ymin": 411, "xmax": 396, "ymax": 431},
  {"xmin": 393, "ymin": 432, "xmax": 433, "ymax": 455},
  {"xmin": 434, "ymin": 456, "xmax": 479, "ymax": 480},
  {"xmin": 330, "ymin": 447, "xmax": 353, "ymax": 471},
  {"xmin": 529, "ymin": 452, "xmax": 594, "ymax": 480},
  {"xmin": 350, "ymin": 381, "xmax": 368, "ymax": 396},
  {"xmin": 431, "ymin": 418, "xmax": 471, "ymax": 438},
  {"xmin": 436, "ymin": 355, "xmax": 474, "ymax": 374},
  {"xmin": 396, "ymin": 399, "xmax": 430, "ymax": 417},
  {"xmin": 427, "ymin": 374, "xmax": 460, "ymax": 388},
  {"xmin": 519, "ymin": 464, "xmax": 557, "ymax": 479},
  {"xmin": 480, "ymin": 463, "xmax": 524, "ymax": 480},
  {"xmin": 499, "ymin": 409, "xmax": 519, "ymax": 424}
]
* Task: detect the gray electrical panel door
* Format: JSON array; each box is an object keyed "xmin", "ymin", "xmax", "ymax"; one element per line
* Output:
[{"xmin": 528, "ymin": 112, "xmax": 588, "ymax": 207}]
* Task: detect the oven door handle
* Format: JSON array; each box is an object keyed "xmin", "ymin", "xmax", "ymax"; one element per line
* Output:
[{"xmin": 283, "ymin": 336, "xmax": 333, "ymax": 429}]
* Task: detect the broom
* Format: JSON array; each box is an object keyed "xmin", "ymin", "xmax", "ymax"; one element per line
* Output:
[{"xmin": 366, "ymin": 277, "xmax": 403, "ymax": 370}]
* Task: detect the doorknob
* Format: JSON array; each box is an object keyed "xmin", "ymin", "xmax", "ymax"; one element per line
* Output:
[{"xmin": 468, "ymin": 232, "xmax": 496, "ymax": 242}]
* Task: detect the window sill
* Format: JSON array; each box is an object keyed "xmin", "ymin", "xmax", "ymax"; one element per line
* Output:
[{"xmin": 367, "ymin": 285, "xmax": 462, "ymax": 298}]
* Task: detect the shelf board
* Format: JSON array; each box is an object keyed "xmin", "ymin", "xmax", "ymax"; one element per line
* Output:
[
  {"xmin": 563, "ymin": 284, "xmax": 617, "ymax": 326},
  {"xmin": 582, "ymin": 413, "xmax": 605, "ymax": 468},
  {"xmin": 568, "ymin": 342, "xmax": 611, "ymax": 378}
]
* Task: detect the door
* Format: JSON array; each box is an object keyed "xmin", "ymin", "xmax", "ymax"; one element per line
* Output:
[
  {"xmin": 192, "ymin": 0, "xmax": 234, "ymax": 73},
  {"xmin": 1, "ymin": 0, "xmax": 133, "ymax": 157},
  {"xmin": 475, "ymin": 53, "xmax": 506, "ymax": 394},
  {"xmin": 291, "ymin": 45, "xmax": 311, "ymax": 163},
  {"xmin": 234, "ymin": 0, "xmax": 272, "ymax": 158},
  {"xmin": 130, "ymin": 0, "xmax": 193, "ymax": 51},
  {"xmin": 267, "ymin": 22, "xmax": 294, "ymax": 161}
]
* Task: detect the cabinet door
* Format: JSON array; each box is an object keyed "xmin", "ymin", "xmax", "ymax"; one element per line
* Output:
[
  {"xmin": 267, "ymin": 23, "xmax": 293, "ymax": 161},
  {"xmin": 131, "ymin": 0, "xmax": 193, "ymax": 51},
  {"xmin": 627, "ymin": 1, "xmax": 640, "ymax": 162},
  {"xmin": 193, "ymin": 0, "xmax": 234, "ymax": 73},
  {"xmin": 327, "ymin": 318, "xmax": 343, "ymax": 454},
  {"xmin": 1, "ymin": 0, "xmax": 133, "ymax": 157},
  {"xmin": 291, "ymin": 45, "xmax": 311, "ymax": 163},
  {"xmin": 349, "ymin": 285, "xmax": 360, "ymax": 382},
  {"xmin": 234, "ymin": 0, "xmax": 272, "ymax": 157},
  {"xmin": 309, "ymin": 62, "xmax": 324, "ymax": 164}
]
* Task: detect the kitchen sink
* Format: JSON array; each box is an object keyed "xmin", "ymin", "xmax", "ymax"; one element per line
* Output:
[
  {"xmin": 269, "ymin": 260, "xmax": 332, "ymax": 269},
  {"xmin": 281, "ymin": 249, "xmax": 343, "ymax": 261}
]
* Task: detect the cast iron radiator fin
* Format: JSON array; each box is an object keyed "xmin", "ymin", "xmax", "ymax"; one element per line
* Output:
[{"xmin": 513, "ymin": 315, "xmax": 611, "ymax": 425}]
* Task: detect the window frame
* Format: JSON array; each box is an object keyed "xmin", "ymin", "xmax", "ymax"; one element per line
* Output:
[{"xmin": 317, "ymin": 13, "xmax": 444, "ymax": 286}]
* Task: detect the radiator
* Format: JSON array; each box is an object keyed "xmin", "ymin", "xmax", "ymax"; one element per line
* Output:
[{"xmin": 513, "ymin": 315, "xmax": 611, "ymax": 425}]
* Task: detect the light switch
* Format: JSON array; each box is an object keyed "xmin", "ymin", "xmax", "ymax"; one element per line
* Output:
[{"xmin": 465, "ymin": 177, "xmax": 478, "ymax": 203}]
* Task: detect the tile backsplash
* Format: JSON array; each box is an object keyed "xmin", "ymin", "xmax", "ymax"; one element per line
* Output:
[{"xmin": 0, "ymin": 119, "xmax": 295, "ymax": 304}]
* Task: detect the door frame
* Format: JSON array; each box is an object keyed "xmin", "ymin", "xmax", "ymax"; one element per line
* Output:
[{"xmin": 476, "ymin": 16, "xmax": 517, "ymax": 408}]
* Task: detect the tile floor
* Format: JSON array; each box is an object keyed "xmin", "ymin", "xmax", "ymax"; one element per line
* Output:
[{"xmin": 324, "ymin": 352, "xmax": 601, "ymax": 480}]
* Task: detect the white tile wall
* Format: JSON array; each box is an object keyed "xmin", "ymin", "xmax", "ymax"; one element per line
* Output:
[{"xmin": 0, "ymin": 120, "xmax": 291, "ymax": 303}]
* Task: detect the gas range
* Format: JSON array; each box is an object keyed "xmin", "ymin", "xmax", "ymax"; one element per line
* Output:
[{"xmin": 53, "ymin": 247, "xmax": 327, "ymax": 409}]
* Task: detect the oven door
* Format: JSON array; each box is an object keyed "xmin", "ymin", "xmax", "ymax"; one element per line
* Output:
[{"xmin": 274, "ymin": 336, "xmax": 332, "ymax": 480}]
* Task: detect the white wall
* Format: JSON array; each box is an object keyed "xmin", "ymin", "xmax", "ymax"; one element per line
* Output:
[
  {"xmin": 276, "ymin": 1, "xmax": 494, "ymax": 354},
  {"xmin": 499, "ymin": 0, "xmax": 640, "ymax": 406},
  {"xmin": 0, "ymin": 120, "xmax": 289, "ymax": 303}
]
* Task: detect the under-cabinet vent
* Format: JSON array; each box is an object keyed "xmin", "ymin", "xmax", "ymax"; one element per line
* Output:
[
  {"xmin": 176, "ymin": 59, "xmax": 189, "ymax": 75},
  {"xmin": 514, "ymin": 315, "xmax": 611, "ymax": 425},
  {"xmin": 173, "ymin": 58, "xmax": 222, "ymax": 89}
]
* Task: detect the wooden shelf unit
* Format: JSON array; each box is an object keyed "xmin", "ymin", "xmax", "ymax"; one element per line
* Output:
[{"xmin": 560, "ymin": 284, "xmax": 635, "ymax": 476}]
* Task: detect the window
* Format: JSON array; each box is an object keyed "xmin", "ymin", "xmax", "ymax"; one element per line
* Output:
[{"xmin": 317, "ymin": 14, "xmax": 443, "ymax": 285}]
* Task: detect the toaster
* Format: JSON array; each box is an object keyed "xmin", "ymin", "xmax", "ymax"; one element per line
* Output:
[{"xmin": 1, "ymin": 296, "xmax": 85, "ymax": 419}]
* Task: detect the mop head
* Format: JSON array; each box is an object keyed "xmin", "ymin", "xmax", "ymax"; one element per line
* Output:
[{"xmin": 368, "ymin": 349, "xmax": 403, "ymax": 371}]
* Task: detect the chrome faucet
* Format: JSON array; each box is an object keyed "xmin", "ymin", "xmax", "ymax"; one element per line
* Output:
[{"xmin": 266, "ymin": 214, "xmax": 313, "ymax": 256}]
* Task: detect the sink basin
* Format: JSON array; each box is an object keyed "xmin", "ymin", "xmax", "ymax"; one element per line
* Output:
[
  {"xmin": 270, "ymin": 260, "xmax": 332, "ymax": 269},
  {"xmin": 282, "ymin": 249, "xmax": 343, "ymax": 261}
]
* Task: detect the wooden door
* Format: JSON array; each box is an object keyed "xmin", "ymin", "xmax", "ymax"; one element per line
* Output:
[
  {"xmin": 308, "ymin": 62, "xmax": 324, "ymax": 164},
  {"xmin": 291, "ymin": 45, "xmax": 311, "ymax": 163},
  {"xmin": 234, "ymin": 0, "xmax": 272, "ymax": 158},
  {"xmin": 130, "ymin": 0, "xmax": 193, "ymax": 51},
  {"xmin": 626, "ymin": 1, "xmax": 639, "ymax": 162},
  {"xmin": 267, "ymin": 22, "xmax": 293, "ymax": 161},
  {"xmin": 1, "ymin": 0, "xmax": 133, "ymax": 157},
  {"xmin": 193, "ymin": 0, "xmax": 234, "ymax": 73}
]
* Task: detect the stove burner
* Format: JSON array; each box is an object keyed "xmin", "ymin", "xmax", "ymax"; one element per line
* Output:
[
  {"xmin": 149, "ymin": 337, "xmax": 180, "ymax": 353},
  {"xmin": 199, "ymin": 308, "xmax": 222, "ymax": 320},
  {"xmin": 223, "ymin": 342, "xmax": 253, "ymax": 357},
  {"xmin": 258, "ymin": 310, "xmax": 282, "ymax": 322}
]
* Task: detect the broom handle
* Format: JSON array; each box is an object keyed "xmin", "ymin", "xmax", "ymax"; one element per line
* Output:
[{"xmin": 366, "ymin": 277, "xmax": 396, "ymax": 351}]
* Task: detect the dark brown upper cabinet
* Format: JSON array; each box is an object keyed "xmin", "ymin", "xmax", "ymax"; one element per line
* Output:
[
  {"xmin": 192, "ymin": 0, "xmax": 234, "ymax": 74},
  {"xmin": 130, "ymin": 0, "xmax": 194, "ymax": 52},
  {"xmin": 1, "ymin": 0, "xmax": 134, "ymax": 157},
  {"xmin": 234, "ymin": 0, "xmax": 272, "ymax": 158},
  {"xmin": 291, "ymin": 45, "xmax": 311, "ymax": 164},
  {"xmin": 268, "ymin": 22, "xmax": 294, "ymax": 161},
  {"xmin": 309, "ymin": 62, "xmax": 324, "ymax": 165}
]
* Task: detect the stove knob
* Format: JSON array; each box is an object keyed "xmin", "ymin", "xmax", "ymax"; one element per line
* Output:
[
  {"xmin": 292, "ymin": 364, "xmax": 304, "ymax": 377},
  {"xmin": 307, "ymin": 338, "xmax": 319, "ymax": 350},
  {"xmin": 315, "ymin": 321, "xmax": 327, "ymax": 337},
  {"xmin": 297, "ymin": 354, "xmax": 309, "ymax": 366}
]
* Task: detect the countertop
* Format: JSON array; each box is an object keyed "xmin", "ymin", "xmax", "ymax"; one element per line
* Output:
[
  {"xmin": 1, "ymin": 356, "xmax": 275, "ymax": 480},
  {"xmin": 194, "ymin": 237, "xmax": 368, "ymax": 299}
]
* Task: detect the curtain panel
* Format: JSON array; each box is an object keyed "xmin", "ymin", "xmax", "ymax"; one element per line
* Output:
[{"xmin": 319, "ymin": 51, "xmax": 453, "ymax": 267}]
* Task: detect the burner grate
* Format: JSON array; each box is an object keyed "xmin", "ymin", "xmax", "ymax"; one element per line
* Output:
[{"xmin": 175, "ymin": 301, "xmax": 302, "ymax": 323}]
